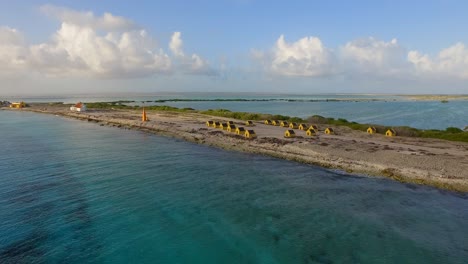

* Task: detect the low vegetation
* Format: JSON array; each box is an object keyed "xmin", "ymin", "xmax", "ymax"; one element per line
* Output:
[{"xmin": 85, "ymin": 102, "xmax": 468, "ymax": 143}]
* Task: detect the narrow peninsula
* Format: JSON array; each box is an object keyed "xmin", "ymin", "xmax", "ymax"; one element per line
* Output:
[{"xmin": 5, "ymin": 103, "xmax": 468, "ymax": 193}]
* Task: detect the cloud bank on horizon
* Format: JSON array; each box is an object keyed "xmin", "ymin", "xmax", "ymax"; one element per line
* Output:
[
  {"xmin": 0, "ymin": 5, "xmax": 214, "ymax": 79},
  {"xmin": 1, "ymin": 4, "xmax": 468, "ymax": 93},
  {"xmin": 255, "ymin": 35, "xmax": 468, "ymax": 80}
]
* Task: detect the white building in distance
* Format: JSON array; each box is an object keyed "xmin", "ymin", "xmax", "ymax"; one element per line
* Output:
[{"xmin": 70, "ymin": 102, "xmax": 87, "ymax": 112}]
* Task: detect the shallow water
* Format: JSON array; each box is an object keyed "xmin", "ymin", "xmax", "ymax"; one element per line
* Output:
[{"xmin": 1, "ymin": 111, "xmax": 467, "ymax": 263}]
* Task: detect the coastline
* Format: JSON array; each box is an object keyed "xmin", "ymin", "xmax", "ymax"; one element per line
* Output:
[{"xmin": 5, "ymin": 104, "xmax": 468, "ymax": 193}]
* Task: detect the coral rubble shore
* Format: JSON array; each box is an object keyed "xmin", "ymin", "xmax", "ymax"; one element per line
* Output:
[{"xmin": 7, "ymin": 104, "xmax": 468, "ymax": 192}]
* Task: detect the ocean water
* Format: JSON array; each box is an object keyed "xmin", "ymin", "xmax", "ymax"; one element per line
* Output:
[
  {"xmin": 3, "ymin": 93, "xmax": 468, "ymax": 129},
  {"xmin": 1, "ymin": 111, "xmax": 467, "ymax": 264}
]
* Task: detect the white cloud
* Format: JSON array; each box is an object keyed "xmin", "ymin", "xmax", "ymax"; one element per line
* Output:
[
  {"xmin": 28, "ymin": 22, "xmax": 171, "ymax": 78},
  {"xmin": 341, "ymin": 37, "xmax": 407, "ymax": 75},
  {"xmin": 0, "ymin": 27, "xmax": 28, "ymax": 77},
  {"xmin": 0, "ymin": 6, "xmax": 215, "ymax": 79},
  {"xmin": 269, "ymin": 35, "xmax": 334, "ymax": 77},
  {"xmin": 409, "ymin": 43, "xmax": 468, "ymax": 79},
  {"xmin": 169, "ymin": 31, "xmax": 215, "ymax": 75},
  {"xmin": 40, "ymin": 5, "xmax": 136, "ymax": 32},
  {"xmin": 169, "ymin": 31, "xmax": 184, "ymax": 57},
  {"xmin": 257, "ymin": 35, "xmax": 468, "ymax": 81}
]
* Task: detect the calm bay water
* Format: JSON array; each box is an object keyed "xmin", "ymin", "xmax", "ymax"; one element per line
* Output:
[
  {"xmin": 4, "ymin": 93, "xmax": 468, "ymax": 129},
  {"xmin": 1, "ymin": 111, "xmax": 467, "ymax": 263}
]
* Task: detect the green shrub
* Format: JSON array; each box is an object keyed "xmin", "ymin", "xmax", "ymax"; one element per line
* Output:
[
  {"xmin": 307, "ymin": 115, "xmax": 328, "ymax": 124},
  {"xmin": 393, "ymin": 126, "xmax": 422, "ymax": 137},
  {"xmin": 446, "ymin": 127, "xmax": 463, "ymax": 133},
  {"xmin": 271, "ymin": 114, "xmax": 290, "ymax": 120},
  {"xmin": 288, "ymin": 117, "xmax": 306, "ymax": 123}
]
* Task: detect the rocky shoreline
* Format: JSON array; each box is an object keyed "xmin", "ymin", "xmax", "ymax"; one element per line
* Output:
[{"xmin": 5, "ymin": 104, "xmax": 468, "ymax": 193}]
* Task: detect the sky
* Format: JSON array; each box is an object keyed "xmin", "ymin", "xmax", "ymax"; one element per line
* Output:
[{"xmin": 1, "ymin": 0, "xmax": 468, "ymax": 95}]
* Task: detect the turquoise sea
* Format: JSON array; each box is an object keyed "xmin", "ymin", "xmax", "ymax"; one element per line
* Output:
[
  {"xmin": 1, "ymin": 110, "xmax": 467, "ymax": 263},
  {"xmin": 4, "ymin": 93, "xmax": 468, "ymax": 130}
]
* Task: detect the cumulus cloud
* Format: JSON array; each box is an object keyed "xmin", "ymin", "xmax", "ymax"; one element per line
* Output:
[
  {"xmin": 409, "ymin": 43, "xmax": 468, "ymax": 79},
  {"xmin": 30, "ymin": 6, "xmax": 172, "ymax": 78},
  {"xmin": 257, "ymin": 35, "xmax": 468, "ymax": 81},
  {"xmin": 40, "ymin": 4, "xmax": 136, "ymax": 32},
  {"xmin": 169, "ymin": 31, "xmax": 184, "ymax": 57},
  {"xmin": 341, "ymin": 37, "xmax": 407, "ymax": 75},
  {"xmin": 29, "ymin": 23, "xmax": 171, "ymax": 78},
  {"xmin": 0, "ymin": 27, "xmax": 28, "ymax": 76},
  {"xmin": 169, "ymin": 31, "xmax": 215, "ymax": 75},
  {"xmin": 268, "ymin": 35, "xmax": 334, "ymax": 77},
  {"xmin": 0, "ymin": 6, "xmax": 214, "ymax": 79}
]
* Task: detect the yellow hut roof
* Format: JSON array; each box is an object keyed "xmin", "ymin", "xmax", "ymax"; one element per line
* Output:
[
  {"xmin": 367, "ymin": 127, "xmax": 377, "ymax": 134},
  {"xmin": 284, "ymin": 129, "xmax": 295, "ymax": 138},
  {"xmin": 236, "ymin": 127, "xmax": 246, "ymax": 134},
  {"xmin": 306, "ymin": 129, "xmax": 316, "ymax": 136},
  {"xmin": 386, "ymin": 129, "xmax": 396, "ymax": 136},
  {"xmin": 289, "ymin": 122, "xmax": 298, "ymax": 128},
  {"xmin": 245, "ymin": 129, "xmax": 257, "ymax": 138}
]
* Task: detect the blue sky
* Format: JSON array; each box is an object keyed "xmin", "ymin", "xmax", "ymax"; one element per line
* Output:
[{"xmin": 1, "ymin": 0, "xmax": 468, "ymax": 94}]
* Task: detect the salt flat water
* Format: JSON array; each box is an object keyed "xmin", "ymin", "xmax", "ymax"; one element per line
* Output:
[
  {"xmin": 4, "ymin": 93, "xmax": 468, "ymax": 129},
  {"xmin": 1, "ymin": 111, "xmax": 467, "ymax": 263}
]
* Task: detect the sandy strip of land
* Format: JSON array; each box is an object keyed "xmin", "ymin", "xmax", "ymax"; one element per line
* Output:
[
  {"xmin": 402, "ymin": 94, "xmax": 468, "ymax": 101},
  {"xmin": 5, "ymin": 104, "xmax": 468, "ymax": 192}
]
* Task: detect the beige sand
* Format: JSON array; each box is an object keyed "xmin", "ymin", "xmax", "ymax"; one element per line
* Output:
[
  {"xmin": 402, "ymin": 94, "xmax": 468, "ymax": 101},
  {"xmin": 6, "ymin": 104, "xmax": 468, "ymax": 192}
]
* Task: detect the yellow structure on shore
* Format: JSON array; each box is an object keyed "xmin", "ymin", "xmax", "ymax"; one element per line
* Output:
[
  {"xmin": 309, "ymin": 125, "xmax": 318, "ymax": 130},
  {"xmin": 227, "ymin": 125, "xmax": 236, "ymax": 132},
  {"xmin": 367, "ymin": 127, "xmax": 377, "ymax": 134},
  {"xmin": 280, "ymin": 121, "xmax": 289, "ymax": 127},
  {"xmin": 235, "ymin": 127, "xmax": 246, "ymax": 135},
  {"xmin": 289, "ymin": 122, "xmax": 298, "ymax": 129},
  {"xmin": 10, "ymin": 102, "xmax": 25, "ymax": 108},
  {"xmin": 227, "ymin": 121, "xmax": 234, "ymax": 125},
  {"xmin": 214, "ymin": 122, "xmax": 222, "ymax": 128},
  {"xmin": 298, "ymin": 124, "xmax": 308, "ymax": 130},
  {"xmin": 206, "ymin": 120, "xmax": 214, "ymax": 127},
  {"xmin": 264, "ymin": 120, "xmax": 272, "ymax": 125},
  {"xmin": 142, "ymin": 108, "xmax": 149, "ymax": 121},
  {"xmin": 245, "ymin": 130, "xmax": 257, "ymax": 139},
  {"xmin": 306, "ymin": 129, "xmax": 316, "ymax": 136},
  {"xmin": 284, "ymin": 130, "xmax": 295, "ymax": 138},
  {"xmin": 325, "ymin": 128, "xmax": 335, "ymax": 134},
  {"xmin": 245, "ymin": 120, "xmax": 254, "ymax": 126},
  {"xmin": 386, "ymin": 129, "xmax": 397, "ymax": 137},
  {"xmin": 271, "ymin": 120, "xmax": 280, "ymax": 126}
]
